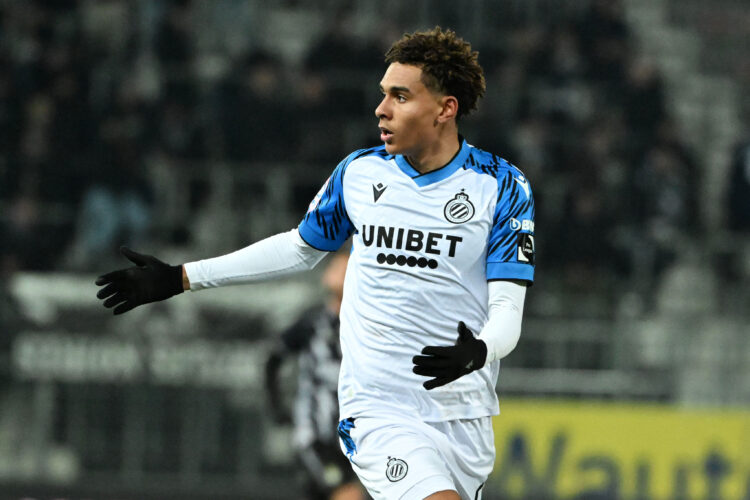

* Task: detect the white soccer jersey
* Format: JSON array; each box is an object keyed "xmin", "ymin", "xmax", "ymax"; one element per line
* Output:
[{"xmin": 298, "ymin": 138, "xmax": 535, "ymax": 422}]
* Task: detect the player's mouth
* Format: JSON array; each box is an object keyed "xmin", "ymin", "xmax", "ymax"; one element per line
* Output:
[{"xmin": 379, "ymin": 126, "xmax": 394, "ymax": 143}]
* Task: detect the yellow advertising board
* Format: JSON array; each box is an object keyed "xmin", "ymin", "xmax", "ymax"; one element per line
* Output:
[{"xmin": 489, "ymin": 400, "xmax": 750, "ymax": 500}]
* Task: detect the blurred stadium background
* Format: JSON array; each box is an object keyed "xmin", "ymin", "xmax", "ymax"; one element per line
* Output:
[{"xmin": 1, "ymin": 0, "xmax": 749, "ymax": 498}]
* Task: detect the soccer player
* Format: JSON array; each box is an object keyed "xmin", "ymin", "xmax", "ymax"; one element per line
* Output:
[{"xmin": 96, "ymin": 27, "xmax": 535, "ymax": 500}]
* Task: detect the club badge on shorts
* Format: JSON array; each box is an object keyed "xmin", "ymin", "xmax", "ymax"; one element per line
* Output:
[
  {"xmin": 386, "ymin": 457, "xmax": 408, "ymax": 482},
  {"xmin": 444, "ymin": 191, "xmax": 475, "ymax": 224}
]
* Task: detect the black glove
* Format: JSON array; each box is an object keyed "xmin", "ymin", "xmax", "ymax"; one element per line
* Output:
[
  {"xmin": 95, "ymin": 246, "xmax": 184, "ymax": 315},
  {"xmin": 412, "ymin": 321, "xmax": 487, "ymax": 390}
]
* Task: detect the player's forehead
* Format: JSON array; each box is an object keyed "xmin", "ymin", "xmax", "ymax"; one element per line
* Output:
[{"xmin": 379, "ymin": 62, "xmax": 427, "ymax": 94}]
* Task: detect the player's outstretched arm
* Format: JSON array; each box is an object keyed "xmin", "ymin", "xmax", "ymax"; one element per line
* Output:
[
  {"xmin": 412, "ymin": 322, "xmax": 487, "ymax": 390},
  {"xmin": 96, "ymin": 230, "xmax": 330, "ymax": 315},
  {"xmin": 95, "ymin": 247, "xmax": 185, "ymax": 315}
]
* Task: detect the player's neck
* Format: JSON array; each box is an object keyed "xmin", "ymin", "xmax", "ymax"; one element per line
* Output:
[{"xmin": 406, "ymin": 133, "xmax": 461, "ymax": 175}]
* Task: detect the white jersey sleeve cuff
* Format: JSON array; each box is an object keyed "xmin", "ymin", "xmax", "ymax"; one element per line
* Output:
[
  {"xmin": 184, "ymin": 229, "xmax": 328, "ymax": 290},
  {"xmin": 478, "ymin": 280, "xmax": 527, "ymax": 364}
]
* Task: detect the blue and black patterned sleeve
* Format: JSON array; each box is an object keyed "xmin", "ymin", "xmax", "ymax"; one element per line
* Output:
[
  {"xmin": 486, "ymin": 169, "xmax": 536, "ymax": 282},
  {"xmin": 298, "ymin": 153, "xmax": 356, "ymax": 251}
]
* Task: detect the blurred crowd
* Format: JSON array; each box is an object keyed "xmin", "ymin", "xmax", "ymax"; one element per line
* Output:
[
  {"xmin": 472, "ymin": 0, "xmax": 701, "ymax": 299},
  {"xmin": 0, "ymin": 0, "xmax": 745, "ymax": 302},
  {"xmin": 0, "ymin": 0, "xmax": 387, "ymax": 272}
]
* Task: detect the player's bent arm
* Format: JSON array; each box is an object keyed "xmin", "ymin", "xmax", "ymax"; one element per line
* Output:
[
  {"xmin": 183, "ymin": 229, "xmax": 328, "ymax": 290},
  {"xmin": 477, "ymin": 279, "xmax": 527, "ymax": 364},
  {"xmin": 412, "ymin": 279, "xmax": 526, "ymax": 390}
]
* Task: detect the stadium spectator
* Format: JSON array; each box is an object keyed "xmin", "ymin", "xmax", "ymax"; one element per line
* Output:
[
  {"xmin": 154, "ymin": 0, "xmax": 195, "ymax": 73},
  {"xmin": 293, "ymin": 9, "xmax": 383, "ymax": 164},
  {"xmin": 302, "ymin": 6, "xmax": 383, "ymax": 75},
  {"xmin": 217, "ymin": 50, "xmax": 296, "ymax": 163},
  {"xmin": 154, "ymin": 81, "xmax": 206, "ymax": 160},
  {"xmin": 720, "ymin": 137, "xmax": 750, "ymax": 283},
  {"xmin": 1, "ymin": 192, "xmax": 52, "ymax": 271},
  {"xmin": 727, "ymin": 139, "xmax": 750, "ymax": 233},
  {"xmin": 66, "ymin": 79, "xmax": 154, "ymax": 269},
  {"xmin": 621, "ymin": 58, "xmax": 668, "ymax": 156},
  {"xmin": 629, "ymin": 141, "xmax": 693, "ymax": 288},
  {"xmin": 576, "ymin": 0, "xmax": 631, "ymax": 84},
  {"xmin": 0, "ymin": 55, "xmax": 23, "ymax": 200}
]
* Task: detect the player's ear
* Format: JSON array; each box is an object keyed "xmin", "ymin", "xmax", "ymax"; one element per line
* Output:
[{"xmin": 436, "ymin": 95, "xmax": 458, "ymax": 123}]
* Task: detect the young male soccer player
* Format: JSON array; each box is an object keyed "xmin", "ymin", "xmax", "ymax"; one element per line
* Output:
[{"xmin": 96, "ymin": 27, "xmax": 535, "ymax": 500}]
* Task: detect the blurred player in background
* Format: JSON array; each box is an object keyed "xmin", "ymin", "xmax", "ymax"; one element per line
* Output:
[
  {"xmin": 96, "ymin": 27, "xmax": 535, "ymax": 499},
  {"xmin": 265, "ymin": 250, "xmax": 365, "ymax": 500}
]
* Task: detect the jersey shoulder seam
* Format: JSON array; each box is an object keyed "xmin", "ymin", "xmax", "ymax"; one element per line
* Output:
[{"xmin": 461, "ymin": 145, "xmax": 523, "ymax": 179}]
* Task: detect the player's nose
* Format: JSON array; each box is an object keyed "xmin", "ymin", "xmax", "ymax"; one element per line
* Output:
[{"xmin": 375, "ymin": 96, "xmax": 389, "ymax": 119}]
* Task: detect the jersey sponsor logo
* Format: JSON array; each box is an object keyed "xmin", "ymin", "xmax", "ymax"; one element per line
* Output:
[
  {"xmin": 386, "ymin": 457, "xmax": 408, "ymax": 482},
  {"xmin": 517, "ymin": 233, "xmax": 535, "ymax": 264},
  {"xmin": 372, "ymin": 182, "xmax": 387, "ymax": 202},
  {"xmin": 361, "ymin": 225, "xmax": 462, "ymax": 257},
  {"xmin": 376, "ymin": 253, "xmax": 438, "ymax": 269},
  {"xmin": 514, "ymin": 175, "xmax": 531, "ymax": 198},
  {"xmin": 444, "ymin": 191, "xmax": 475, "ymax": 224},
  {"xmin": 509, "ymin": 218, "xmax": 535, "ymax": 232}
]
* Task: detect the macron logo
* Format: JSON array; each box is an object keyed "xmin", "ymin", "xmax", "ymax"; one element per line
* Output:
[
  {"xmin": 373, "ymin": 183, "xmax": 387, "ymax": 203},
  {"xmin": 514, "ymin": 175, "xmax": 530, "ymax": 198}
]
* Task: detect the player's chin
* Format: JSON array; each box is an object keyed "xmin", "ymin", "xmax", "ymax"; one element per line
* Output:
[{"xmin": 382, "ymin": 140, "xmax": 399, "ymax": 154}]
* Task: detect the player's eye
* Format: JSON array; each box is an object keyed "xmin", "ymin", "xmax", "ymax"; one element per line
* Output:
[{"xmin": 396, "ymin": 94, "xmax": 407, "ymax": 103}]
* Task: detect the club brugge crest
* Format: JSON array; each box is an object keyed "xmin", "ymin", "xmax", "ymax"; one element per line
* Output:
[
  {"xmin": 444, "ymin": 191, "xmax": 475, "ymax": 224},
  {"xmin": 386, "ymin": 457, "xmax": 408, "ymax": 482}
]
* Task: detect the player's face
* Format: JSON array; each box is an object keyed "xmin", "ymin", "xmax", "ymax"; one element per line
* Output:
[{"xmin": 375, "ymin": 63, "xmax": 446, "ymax": 157}]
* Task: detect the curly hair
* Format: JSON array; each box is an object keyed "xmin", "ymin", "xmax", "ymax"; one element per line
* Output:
[{"xmin": 384, "ymin": 26, "xmax": 486, "ymax": 120}]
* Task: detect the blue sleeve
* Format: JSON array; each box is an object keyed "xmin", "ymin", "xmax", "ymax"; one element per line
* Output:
[
  {"xmin": 486, "ymin": 170, "xmax": 536, "ymax": 282},
  {"xmin": 298, "ymin": 153, "xmax": 356, "ymax": 251}
]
